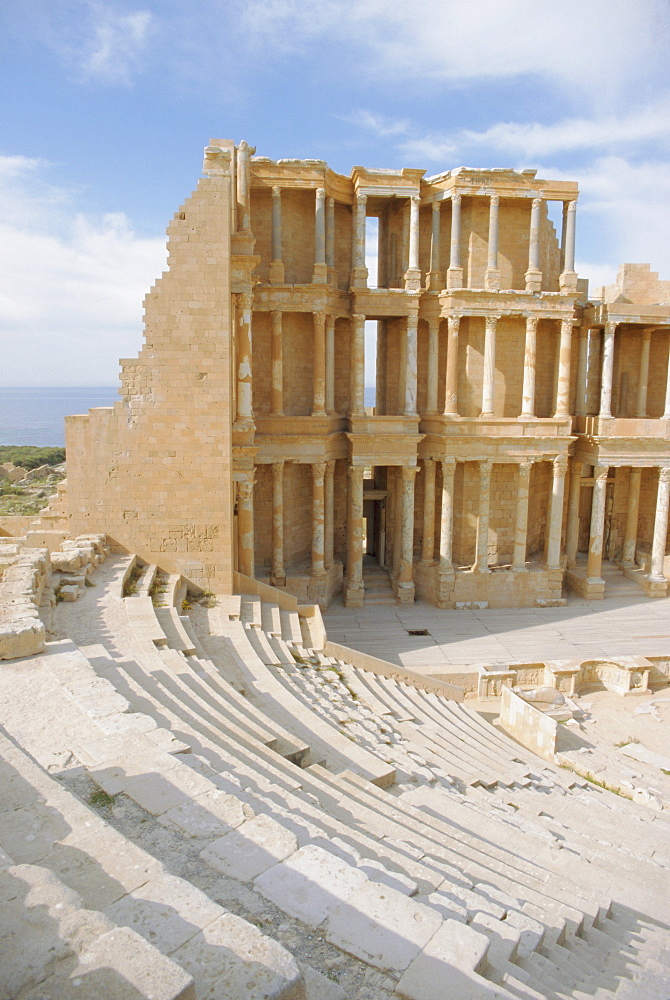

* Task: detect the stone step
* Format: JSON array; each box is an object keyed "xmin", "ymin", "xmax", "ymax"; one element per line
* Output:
[{"xmin": 155, "ymin": 606, "xmax": 197, "ymax": 654}]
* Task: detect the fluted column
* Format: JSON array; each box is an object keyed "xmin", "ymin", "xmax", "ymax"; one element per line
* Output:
[
  {"xmin": 421, "ymin": 460, "xmax": 436, "ymax": 564},
  {"xmin": 475, "ymin": 460, "xmax": 492, "ymax": 572},
  {"xmin": 425, "ymin": 318, "xmax": 439, "ymax": 414},
  {"xmin": 485, "ymin": 194, "xmax": 501, "ymax": 291},
  {"xmin": 599, "ymin": 323, "xmax": 616, "ymax": 417},
  {"xmin": 637, "ymin": 329, "xmax": 652, "ymax": 417},
  {"xmin": 512, "ymin": 461, "xmax": 532, "ymax": 571},
  {"xmin": 270, "ymin": 462, "xmax": 285, "ymax": 586},
  {"xmin": 565, "ymin": 458, "xmax": 582, "ymax": 569},
  {"xmin": 427, "ymin": 201, "xmax": 442, "ymax": 289},
  {"xmin": 270, "ymin": 310, "xmax": 283, "ymax": 416},
  {"xmin": 546, "ymin": 455, "xmax": 568, "ymax": 569},
  {"xmin": 586, "ymin": 465, "xmax": 609, "ymax": 582},
  {"xmin": 405, "ymin": 314, "xmax": 418, "ymax": 416},
  {"xmin": 325, "ymin": 315, "xmax": 335, "ymax": 415},
  {"xmin": 313, "ymin": 188, "xmax": 327, "ymax": 283},
  {"xmin": 236, "ymin": 140, "xmax": 251, "ymax": 231},
  {"xmin": 325, "ymin": 460, "xmax": 335, "ymax": 570},
  {"xmin": 525, "ymin": 197, "xmax": 542, "ymax": 292},
  {"xmin": 397, "ymin": 466, "xmax": 417, "ymax": 599},
  {"xmin": 311, "ymin": 462, "xmax": 326, "ymax": 576},
  {"xmin": 350, "ymin": 314, "xmax": 366, "ymax": 415},
  {"xmin": 439, "ymin": 459, "xmax": 456, "ymax": 570},
  {"xmin": 235, "ymin": 292, "xmax": 253, "ymax": 429},
  {"xmin": 404, "ymin": 195, "xmax": 421, "ymax": 290},
  {"xmin": 554, "ymin": 319, "xmax": 573, "ymax": 417},
  {"xmin": 622, "ymin": 468, "xmax": 642, "ymax": 566},
  {"xmin": 345, "ymin": 466, "xmax": 364, "ymax": 605},
  {"xmin": 575, "ymin": 327, "xmax": 589, "ymax": 416},
  {"xmin": 444, "ymin": 315, "xmax": 460, "ymax": 416},
  {"xmin": 521, "ymin": 316, "xmax": 538, "ymax": 417},
  {"xmin": 269, "ymin": 186, "xmax": 284, "ymax": 284},
  {"xmin": 351, "ymin": 192, "xmax": 368, "ymax": 287},
  {"xmin": 447, "ymin": 192, "xmax": 463, "ymax": 289},
  {"xmin": 481, "ymin": 316, "xmax": 498, "ymax": 417},
  {"xmin": 237, "ymin": 474, "xmax": 255, "ymax": 578},
  {"xmin": 312, "ymin": 311, "xmax": 326, "ymax": 416},
  {"xmin": 650, "ymin": 467, "xmax": 670, "ymax": 582}
]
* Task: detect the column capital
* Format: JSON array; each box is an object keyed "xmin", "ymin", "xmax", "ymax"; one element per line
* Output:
[
  {"xmin": 272, "ymin": 185, "xmax": 281, "ymax": 198},
  {"xmin": 532, "ymin": 196, "xmax": 542, "ymax": 210},
  {"xmin": 593, "ymin": 464, "xmax": 609, "ymax": 481},
  {"xmin": 352, "ymin": 312, "xmax": 366, "ymax": 324},
  {"xmin": 410, "ymin": 194, "xmax": 421, "ymax": 207},
  {"xmin": 489, "ymin": 192, "xmax": 500, "ymax": 207},
  {"xmin": 238, "ymin": 476, "xmax": 254, "ymax": 501},
  {"xmin": 271, "ymin": 459, "xmax": 285, "ymax": 477},
  {"xmin": 442, "ymin": 456, "xmax": 457, "ymax": 470},
  {"xmin": 447, "ymin": 314, "xmax": 461, "ymax": 331},
  {"xmin": 518, "ymin": 458, "xmax": 533, "ymax": 475},
  {"xmin": 566, "ymin": 199, "xmax": 578, "ymax": 214},
  {"xmin": 348, "ymin": 465, "xmax": 364, "ymax": 482},
  {"xmin": 401, "ymin": 464, "xmax": 419, "ymax": 481},
  {"xmin": 432, "ymin": 200, "xmax": 440, "ymax": 214},
  {"xmin": 236, "ymin": 290, "xmax": 253, "ymax": 312},
  {"xmin": 659, "ymin": 466, "xmax": 670, "ymax": 485},
  {"xmin": 553, "ymin": 454, "xmax": 569, "ymax": 477},
  {"xmin": 604, "ymin": 320, "xmax": 617, "ymax": 336},
  {"xmin": 271, "ymin": 309, "xmax": 282, "ymax": 324},
  {"xmin": 451, "ymin": 190, "xmax": 461, "ymax": 206},
  {"xmin": 642, "ymin": 327, "xmax": 653, "ymax": 341},
  {"xmin": 356, "ymin": 192, "xmax": 367, "ymax": 207},
  {"xmin": 316, "ymin": 187, "xmax": 326, "ymax": 201},
  {"xmin": 312, "ymin": 461, "xmax": 327, "ymax": 483},
  {"xmin": 313, "ymin": 310, "xmax": 326, "ymax": 326}
]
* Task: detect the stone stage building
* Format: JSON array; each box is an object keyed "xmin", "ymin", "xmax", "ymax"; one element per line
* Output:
[{"xmin": 50, "ymin": 140, "xmax": 670, "ymax": 609}]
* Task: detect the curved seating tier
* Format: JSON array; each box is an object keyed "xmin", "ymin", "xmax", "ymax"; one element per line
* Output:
[{"xmin": 0, "ymin": 554, "xmax": 669, "ymax": 999}]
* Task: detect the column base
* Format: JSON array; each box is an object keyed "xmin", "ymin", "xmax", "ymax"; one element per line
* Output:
[
  {"xmin": 270, "ymin": 574, "xmax": 286, "ymax": 588},
  {"xmin": 524, "ymin": 268, "xmax": 542, "ymax": 293},
  {"xmin": 350, "ymin": 267, "xmax": 368, "ymax": 288},
  {"xmin": 403, "ymin": 268, "xmax": 421, "ymax": 292},
  {"xmin": 643, "ymin": 574, "xmax": 668, "ymax": 597},
  {"xmin": 395, "ymin": 580, "xmax": 415, "ymax": 604},
  {"xmin": 344, "ymin": 583, "xmax": 365, "ymax": 607},
  {"xmin": 446, "ymin": 266, "xmax": 463, "ymax": 290},
  {"xmin": 269, "ymin": 260, "xmax": 285, "ymax": 284},
  {"xmin": 511, "ymin": 564, "xmax": 528, "ymax": 573},
  {"xmin": 484, "ymin": 268, "xmax": 501, "ymax": 291},
  {"xmin": 559, "ymin": 270, "xmax": 579, "ymax": 293},
  {"xmin": 426, "ymin": 270, "xmax": 444, "ymax": 291},
  {"xmin": 312, "ymin": 262, "xmax": 328, "ymax": 284}
]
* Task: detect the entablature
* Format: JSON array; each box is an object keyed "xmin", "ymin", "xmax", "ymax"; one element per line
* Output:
[
  {"xmin": 419, "ymin": 415, "xmax": 573, "ymax": 439},
  {"xmin": 573, "ymin": 436, "xmax": 670, "ymax": 468},
  {"xmin": 574, "ymin": 416, "xmax": 670, "ymax": 439},
  {"xmin": 584, "ymin": 302, "xmax": 670, "ymax": 328},
  {"xmin": 346, "ymin": 431, "xmax": 424, "ymax": 466},
  {"xmin": 438, "ymin": 289, "xmax": 578, "ymax": 320},
  {"xmin": 252, "ymin": 285, "xmax": 350, "ymax": 317}
]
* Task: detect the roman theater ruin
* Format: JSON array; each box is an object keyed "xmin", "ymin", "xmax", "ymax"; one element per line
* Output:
[{"xmin": 1, "ymin": 140, "xmax": 669, "ymax": 999}]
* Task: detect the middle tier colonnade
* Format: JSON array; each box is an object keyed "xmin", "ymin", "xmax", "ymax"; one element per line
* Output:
[{"xmin": 576, "ymin": 323, "xmax": 670, "ymax": 419}]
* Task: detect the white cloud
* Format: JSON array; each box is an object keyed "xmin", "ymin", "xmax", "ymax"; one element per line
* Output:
[
  {"xmin": 241, "ymin": 0, "xmax": 669, "ymax": 108},
  {"xmin": 79, "ymin": 5, "xmax": 153, "ymax": 84},
  {"xmin": 343, "ymin": 110, "xmax": 410, "ymax": 139},
  {"xmin": 0, "ymin": 155, "xmax": 166, "ymax": 385}
]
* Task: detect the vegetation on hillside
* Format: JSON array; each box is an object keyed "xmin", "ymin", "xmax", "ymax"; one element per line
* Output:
[{"xmin": 0, "ymin": 446, "xmax": 66, "ymax": 469}]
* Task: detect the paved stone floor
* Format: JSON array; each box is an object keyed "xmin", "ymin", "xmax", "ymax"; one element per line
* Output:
[{"xmin": 323, "ymin": 560, "xmax": 670, "ymax": 678}]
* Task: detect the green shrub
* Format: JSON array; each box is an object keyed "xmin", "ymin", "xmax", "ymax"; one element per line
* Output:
[{"xmin": 0, "ymin": 446, "xmax": 66, "ymax": 470}]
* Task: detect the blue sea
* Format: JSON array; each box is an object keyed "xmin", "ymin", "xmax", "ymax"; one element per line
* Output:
[
  {"xmin": 0, "ymin": 385, "xmax": 378, "ymax": 448},
  {"xmin": 0, "ymin": 387, "xmax": 120, "ymax": 447}
]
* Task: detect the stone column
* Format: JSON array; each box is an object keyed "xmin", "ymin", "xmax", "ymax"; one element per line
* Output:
[
  {"xmin": 421, "ymin": 459, "xmax": 436, "ymax": 564},
  {"xmin": 565, "ymin": 458, "xmax": 582, "ymax": 569},
  {"xmin": 637, "ymin": 329, "xmax": 652, "ymax": 417},
  {"xmin": 475, "ymin": 460, "xmax": 492, "ymax": 572},
  {"xmin": 235, "ymin": 292, "xmax": 253, "ymax": 429},
  {"xmin": 575, "ymin": 327, "xmax": 589, "ymax": 416},
  {"xmin": 312, "ymin": 311, "xmax": 327, "ymax": 416},
  {"xmin": 554, "ymin": 319, "xmax": 573, "ymax": 417},
  {"xmin": 313, "ymin": 188, "xmax": 327, "ymax": 283},
  {"xmin": 326, "ymin": 197, "xmax": 335, "ymax": 271},
  {"xmin": 622, "ymin": 467, "xmax": 642, "ymax": 566},
  {"xmin": 425, "ymin": 318, "xmax": 439, "ymax": 414},
  {"xmin": 546, "ymin": 456, "xmax": 568, "ymax": 569},
  {"xmin": 447, "ymin": 192, "xmax": 463, "ymax": 289},
  {"xmin": 481, "ymin": 316, "xmax": 498, "ymax": 417},
  {"xmin": 345, "ymin": 466, "xmax": 364, "ymax": 605},
  {"xmin": 237, "ymin": 474, "xmax": 254, "ymax": 578},
  {"xmin": 350, "ymin": 314, "xmax": 366, "ymax": 415},
  {"xmin": 485, "ymin": 194, "xmax": 501, "ymax": 291},
  {"xmin": 325, "ymin": 460, "xmax": 335, "ymax": 570},
  {"xmin": 404, "ymin": 196, "xmax": 421, "ymax": 290},
  {"xmin": 311, "ymin": 462, "xmax": 326, "ymax": 577},
  {"xmin": 525, "ymin": 197, "xmax": 542, "ymax": 292},
  {"xmin": 325, "ymin": 315, "xmax": 336, "ymax": 415},
  {"xmin": 405, "ymin": 314, "xmax": 418, "ymax": 416},
  {"xmin": 439, "ymin": 459, "xmax": 456, "ymax": 570},
  {"xmin": 427, "ymin": 200, "xmax": 442, "ymax": 289},
  {"xmin": 586, "ymin": 465, "xmax": 609, "ymax": 582},
  {"xmin": 664, "ymin": 337, "xmax": 670, "ymax": 418},
  {"xmin": 560, "ymin": 200, "xmax": 578, "ymax": 291},
  {"xmin": 512, "ymin": 461, "xmax": 532, "ymax": 571},
  {"xmin": 444, "ymin": 315, "xmax": 460, "ymax": 416},
  {"xmin": 351, "ymin": 192, "xmax": 368, "ymax": 287},
  {"xmin": 599, "ymin": 322, "xmax": 616, "ymax": 418},
  {"xmin": 397, "ymin": 466, "xmax": 417, "ymax": 600},
  {"xmin": 236, "ymin": 140, "xmax": 251, "ymax": 231},
  {"xmin": 269, "ymin": 186, "xmax": 284, "ymax": 284},
  {"xmin": 270, "ymin": 310, "xmax": 283, "ymax": 416},
  {"xmin": 521, "ymin": 316, "xmax": 538, "ymax": 417},
  {"xmin": 270, "ymin": 462, "xmax": 285, "ymax": 586},
  {"xmin": 650, "ymin": 467, "xmax": 670, "ymax": 581}
]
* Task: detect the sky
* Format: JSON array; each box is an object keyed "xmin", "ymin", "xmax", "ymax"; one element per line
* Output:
[{"xmin": 1, "ymin": 0, "xmax": 669, "ymax": 386}]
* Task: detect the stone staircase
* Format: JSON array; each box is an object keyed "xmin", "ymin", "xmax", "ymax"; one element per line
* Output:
[
  {"xmin": 1, "ymin": 553, "xmax": 669, "ymax": 998},
  {"xmin": 362, "ymin": 556, "xmax": 396, "ymax": 605}
]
